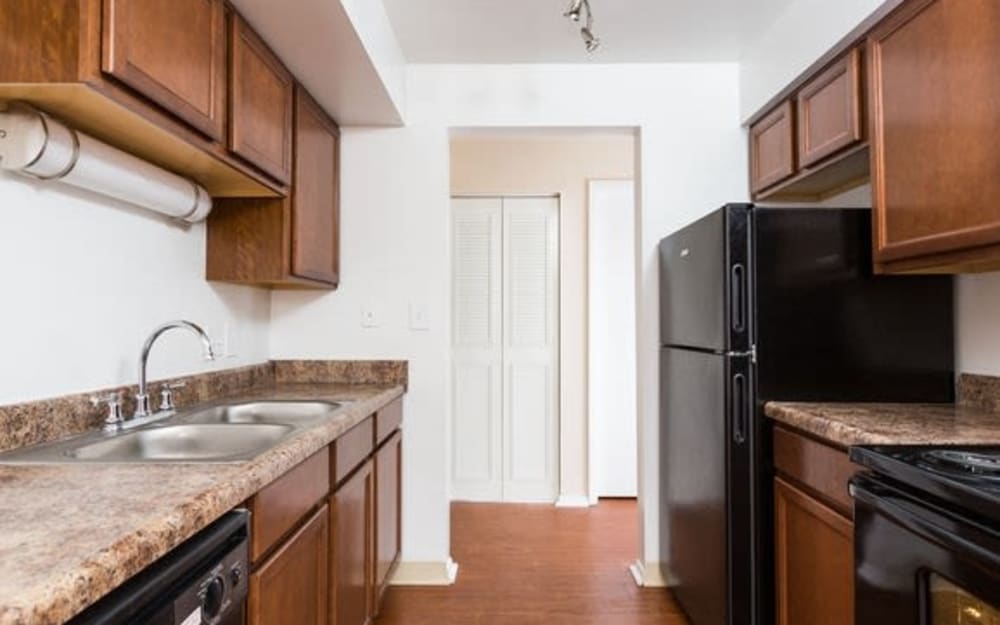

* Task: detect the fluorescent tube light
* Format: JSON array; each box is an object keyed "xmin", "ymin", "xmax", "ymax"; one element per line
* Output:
[{"xmin": 0, "ymin": 103, "xmax": 212, "ymax": 223}]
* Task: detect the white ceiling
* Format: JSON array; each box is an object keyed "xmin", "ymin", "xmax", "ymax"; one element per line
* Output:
[{"xmin": 382, "ymin": 0, "xmax": 796, "ymax": 64}]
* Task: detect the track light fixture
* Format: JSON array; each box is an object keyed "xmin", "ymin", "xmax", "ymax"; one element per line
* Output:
[{"xmin": 563, "ymin": 0, "xmax": 600, "ymax": 53}]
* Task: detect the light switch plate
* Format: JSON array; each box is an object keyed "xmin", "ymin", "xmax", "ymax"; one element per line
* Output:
[{"xmin": 409, "ymin": 302, "xmax": 430, "ymax": 331}]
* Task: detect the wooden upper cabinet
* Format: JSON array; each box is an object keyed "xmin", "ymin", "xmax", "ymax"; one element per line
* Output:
[
  {"xmin": 292, "ymin": 87, "xmax": 341, "ymax": 285},
  {"xmin": 774, "ymin": 478, "xmax": 854, "ymax": 625},
  {"xmin": 749, "ymin": 101, "xmax": 795, "ymax": 194},
  {"xmin": 229, "ymin": 13, "xmax": 294, "ymax": 184},
  {"xmin": 207, "ymin": 83, "xmax": 340, "ymax": 289},
  {"xmin": 869, "ymin": 0, "xmax": 1000, "ymax": 271},
  {"xmin": 797, "ymin": 48, "xmax": 863, "ymax": 168},
  {"xmin": 0, "ymin": 0, "xmax": 279, "ymax": 197},
  {"xmin": 102, "ymin": 0, "xmax": 226, "ymax": 141}
]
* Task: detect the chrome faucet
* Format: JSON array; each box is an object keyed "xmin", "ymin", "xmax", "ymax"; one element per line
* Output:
[{"xmin": 134, "ymin": 321, "xmax": 216, "ymax": 419}]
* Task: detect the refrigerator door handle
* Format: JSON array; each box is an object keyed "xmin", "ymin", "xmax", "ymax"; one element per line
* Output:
[
  {"xmin": 730, "ymin": 263, "xmax": 747, "ymax": 333},
  {"xmin": 732, "ymin": 372, "xmax": 748, "ymax": 445}
]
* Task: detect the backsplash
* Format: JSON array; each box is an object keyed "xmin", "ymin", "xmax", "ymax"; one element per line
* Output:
[
  {"xmin": 958, "ymin": 373, "xmax": 1000, "ymax": 413},
  {"xmin": 272, "ymin": 359, "xmax": 408, "ymax": 387},
  {"xmin": 0, "ymin": 360, "xmax": 407, "ymax": 453}
]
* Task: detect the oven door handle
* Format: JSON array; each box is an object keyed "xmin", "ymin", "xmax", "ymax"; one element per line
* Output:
[{"xmin": 853, "ymin": 478, "xmax": 1000, "ymax": 570}]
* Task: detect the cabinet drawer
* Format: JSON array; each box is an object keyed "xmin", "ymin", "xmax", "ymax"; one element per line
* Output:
[
  {"xmin": 249, "ymin": 447, "xmax": 330, "ymax": 562},
  {"xmin": 375, "ymin": 398, "xmax": 402, "ymax": 445},
  {"xmin": 773, "ymin": 426, "xmax": 856, "ymax": 517},
  {"xmin": 749, "ymin": 100, "xmax": 795, "ymax": 194},
  {"xmin": 797, "ymin": 47, "xmax": 863, "ymax": 168},
  {"xmin": 334, "ymin": 416, "xmax": 374, "ymax": 485}
]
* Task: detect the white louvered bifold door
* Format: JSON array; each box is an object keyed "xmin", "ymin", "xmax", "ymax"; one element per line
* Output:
[
  {"xmin": 451, "ymin": 197, "xmax": 504, "ymax": 501},
  {"xmin": 451, "ymin": 196, "xmax": 560, "ymax": 503},
  {"xmin": 501, "ymin": 197, "xmax": 560, "ymax": 502}
]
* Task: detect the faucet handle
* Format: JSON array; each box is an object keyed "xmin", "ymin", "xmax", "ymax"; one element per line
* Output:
[
  {"xmin": 159, "ymin": 382, "xmax": 187, "ymax": 412},
  {"xmin": 90, "ymin": 392, "xmax": 124, "ymax": 431}
]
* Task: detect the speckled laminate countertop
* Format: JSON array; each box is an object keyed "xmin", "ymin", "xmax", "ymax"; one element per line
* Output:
[
  {"xmin": 765, "ymin": 401, "xmax": 1000, "ymax": 448},
  {"xmin": 0, "ymin": 382, "xmax": 403, "ymax": 625}
]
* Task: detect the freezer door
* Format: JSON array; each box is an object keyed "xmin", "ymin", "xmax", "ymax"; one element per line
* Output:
[{"xmin": 659, "ymin": 205, "xmax": 751, "ymax": 351}]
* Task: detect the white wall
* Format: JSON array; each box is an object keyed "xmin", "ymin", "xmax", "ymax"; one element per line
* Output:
[
  {"xmin": 0, "ymin": 172, "xmax": 271, "ymax": 405},
  {"xmin": 957, "ymin": 274, "xmax": 1000, "ymax": 376},
  {"xmin": 739, "ymin": 0, "xmax": 886, "ymax": 120},
  {"xmin": 270, "ymin": 62, "xmax": 747, "ymax": 575}
]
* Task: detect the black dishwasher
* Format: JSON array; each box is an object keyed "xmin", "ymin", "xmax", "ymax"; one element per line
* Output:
[{"xmin": 70, "ymin": 510, "xmax": 249, "ymax": 625}]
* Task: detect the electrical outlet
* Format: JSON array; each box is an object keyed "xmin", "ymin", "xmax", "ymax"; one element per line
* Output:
[
  {"xmin": 221, "ymin": 322, "xmax": 238, "ymax": 359},
  {"xmin": 361, "ymin": 307, "xmax": 379, "ymax": 328},
  {"xmin": 409, "ymin": 302, "xmax": 430, "ymax": 331}
]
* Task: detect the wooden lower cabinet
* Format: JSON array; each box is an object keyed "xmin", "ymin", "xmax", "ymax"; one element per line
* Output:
[
  {"xmin": 774, "ymin": 478, "xmax": 854, "ymax": 625},
  {"xmin": 375, "ymin": 431, "xmax": 402, "ymax": 607},
  {"xmin": 249, "ymin": 503, "xmax": 329, "ymax": 625},
  {"xmin": 331, "ymin": 459, "xmax": 375, "ymax": 625}
]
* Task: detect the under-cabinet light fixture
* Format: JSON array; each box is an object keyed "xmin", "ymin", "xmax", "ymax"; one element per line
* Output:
[
  {"xmin": 0, "ymin": 102, "xmax": 212, "ymax": 223},
  {"xmin": 564, "ymin": 0, "xmax": 600, "ymax": 53}
]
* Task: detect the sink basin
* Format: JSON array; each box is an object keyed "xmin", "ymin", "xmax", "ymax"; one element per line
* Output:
[
  {"xmin": 67, "ymin": 424, "xmax": 294, "ymax": 462},
  {"xmin": 186, "ymin": 401, "xmax": 344, "ymax": 425},
  {"xmin": 0, "ymin": 399, "xmax": 348, "ymax": 464}
]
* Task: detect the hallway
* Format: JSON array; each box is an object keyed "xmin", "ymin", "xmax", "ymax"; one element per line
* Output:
[{"xmin": 376, "ymin": 500, "xmax": 692, "ymax": 625}]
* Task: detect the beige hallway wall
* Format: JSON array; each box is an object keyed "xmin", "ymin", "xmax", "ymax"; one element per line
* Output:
[{"xmin": 450, "ymin": 131, "xmax": 636, "ymax": 502}]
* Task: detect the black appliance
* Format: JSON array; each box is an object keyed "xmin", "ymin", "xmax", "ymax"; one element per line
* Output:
[
  {"xmin": 851, "ymin": 446, "xmax": 1000, "ymax": 625},
  {"xmin": 69, "ymin": 510, "xmax": 249, "ymax": 625},
  {"xmin": 658, "ymin": 204, "xmax": 954, "ymax": 625}
]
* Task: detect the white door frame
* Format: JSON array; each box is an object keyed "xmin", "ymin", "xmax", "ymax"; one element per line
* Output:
[{"xmin": 586, "ymin": 179, "xmax": 638, "ymax": 504}]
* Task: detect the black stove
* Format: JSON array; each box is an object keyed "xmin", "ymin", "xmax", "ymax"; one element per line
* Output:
[
  {"xmin": 850, "ymin": 445, "xmax": 1000, "ymax": 625},
  {"xmin": 850, "ymin": 444, "xmax": 1000, "ymax": 522}
]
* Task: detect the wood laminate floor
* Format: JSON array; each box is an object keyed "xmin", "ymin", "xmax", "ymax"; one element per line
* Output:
[{"xmin": 376, "ymin": 499, "xmax": 692, "ymax": 625}]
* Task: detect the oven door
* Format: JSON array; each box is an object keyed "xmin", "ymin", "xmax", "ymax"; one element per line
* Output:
[{"xmin": 852, "ymin": 474, "xmax": 1000, "ymax": 625}]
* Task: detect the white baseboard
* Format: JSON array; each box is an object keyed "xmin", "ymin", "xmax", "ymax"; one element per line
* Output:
[
  {"xmin": 628, "ymin": 559, "xmax": 671, "ymax": 588},
  {"xmin": 554, "ymin": 494, "xmax": 591, "ymax": 507},
  {"xmin": 389, "ymin": 557, "xmax": 460, "ymax": 586}
]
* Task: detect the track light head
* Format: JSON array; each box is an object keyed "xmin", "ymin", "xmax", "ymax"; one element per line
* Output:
[
  {"xmin": 564, "ymin": 0, "xmax": 583, "ymax": 21},
  {"xmin": 563, "ymin": 0, "xmax": 600, "ymax": 53}
]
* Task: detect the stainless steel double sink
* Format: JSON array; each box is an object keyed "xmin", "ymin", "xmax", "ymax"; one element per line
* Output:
[{"xmin": 0, "ymin": 400, "xmax": 349, "ymax": 464}]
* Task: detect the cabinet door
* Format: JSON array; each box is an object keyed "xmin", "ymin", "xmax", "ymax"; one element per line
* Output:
[
  {"xmin": 332, "ymin": 460, "xmax": 374, "ymax": 625},
  {"xmin": 775, "ymin": 478, "xmax": 854, "ymax": 625},
  {"xmin": 749, "ymin": 100, "xmax": 796, "ymax": 194},
  {"xmin": 229, "ymin": 14, "xmax": 293, "ymax": 184},
  {"xmin": 102, "ymin": 0, "xmax": 226, "ymax": 140},
  {"xmin": 292, "ymin": 86, "xmax": 340, "ymax": 285},
  {"xmin": 249, "ymin": 504, "xmax": 329, "ymax": 625},
  {"xmin": 375, "ymin": 431, "xmax": 402, "ymax": 607},
  {"xmin": 797, "ymin": 48, "xmax": 863, "ymax": 168},
  {"xmin": 869, "ymin": 0, "xmax": 1000, "ymax": 265}
]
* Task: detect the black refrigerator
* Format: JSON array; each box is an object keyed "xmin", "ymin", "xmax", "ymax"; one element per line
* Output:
[{"xmin": 658, "ymin": 204, "xmax": 954, "ymax": 625}]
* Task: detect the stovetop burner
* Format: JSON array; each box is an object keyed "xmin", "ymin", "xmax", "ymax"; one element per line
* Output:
[{"xmin": 920, "ymin": 449, "xmax": 1000, "ymax": 478}]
